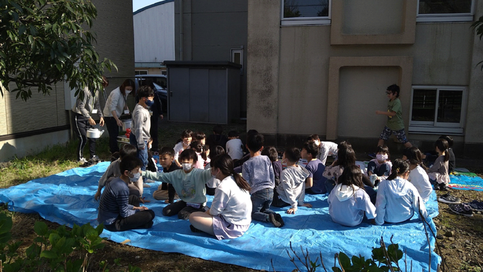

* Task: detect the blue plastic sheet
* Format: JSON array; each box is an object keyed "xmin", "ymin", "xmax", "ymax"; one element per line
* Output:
[
  {"xmin": 0, "ymin": 162, "xmax": 441, "ymax": 271},
  {"xmin": 449, "ymin": 175, "xmax": 483, "ymax": 191}
]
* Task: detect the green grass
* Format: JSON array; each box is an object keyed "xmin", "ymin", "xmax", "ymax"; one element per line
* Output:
[{"xmin": 0, "ymin": 122, "xmax": 246, "ymax": 189}]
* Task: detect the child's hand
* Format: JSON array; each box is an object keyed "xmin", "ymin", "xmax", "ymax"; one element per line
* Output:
[
  {"xmin": 94, "ymin": 191, "xmax": 101, "ymax": 201},
  {"xmin": 134, "ymin": 206, "xmax": 149, "ymax": 211},
  {"xmin": 286, "ymin": 207, "xmax": 297, "ymax": 214},
  {"xmin": 301, "ymin": 203, "xmax": 312, "ymax": 208},
  {"xmin": 376, "ymin": 110, "xmax": 382, "ymax": 115}
]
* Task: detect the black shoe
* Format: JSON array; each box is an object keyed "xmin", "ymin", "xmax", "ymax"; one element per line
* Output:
[
  {"xmin": 274, "ymin": 213, "xmax": 285, "ymax": 227},
  {"xmin": 439, "ymin": 183, "xmax": 448, "ymax": 191},
  {"xmin": 269, "ymin": 213, "xmax": 283, "ymax": 228},
  {"xmin": 438, "ymin": 194, "xmax": 461, "ymax": 204}
]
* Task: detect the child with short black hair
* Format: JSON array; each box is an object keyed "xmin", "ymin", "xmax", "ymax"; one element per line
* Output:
[
  {"xmin": 226, "ymin": 130, "xmax": 244, "ymax": 160},
  {"xmin": 328, "ymin": 165, "xmax": 376, "ymax": 227},
  {"xmin": 427, "ymin": 138, "xmax": 451, "ymax": 191},
  {"xmin": 98, "ymin": 155, "xmax": 155, "ymax": 231},
  {"xmin": 242, "ymin": 133, "xmax": 284, "ymax": 227},
  {"xmin": 190, "ymin": 141, "xmax": 205, "ymax": 169},
  {"xmin": 272, "ymin": 147, "xmax": 312, "ymax": 214},
  {"xmin": 367, "ymin": 145, "xmax": 392, "ymax": 184},
  {"xmin": 439, "ymin": 135, "xmax": 455, "ymax": 174},
  {"xmin": 375, "ymin": 159, "xmax": 427, "ymax": 225},
  {"xmin": 143, "ymin": 149, "xmax": 212, "ymax": 219},
  {"xmin": 301, "ymin": 141, "xmax": 326, "ymax": 194},
  {"xmin": 309, "ymin": 134, "xmax": 338, "ymax": 165},
  {"xmin": 130, "ymin": 85, "xmax": 155, "ymax": 171},
  {"xmin": 173, "ymin": 129, "xmax": 193, "ymax": 167},
  {"xmin": 194, "ymin": 131, "xmax": 206, "ymax": 146},
  {"xmin": 152, "ymin": 147, "xmax": 181, "ymax": 203}
]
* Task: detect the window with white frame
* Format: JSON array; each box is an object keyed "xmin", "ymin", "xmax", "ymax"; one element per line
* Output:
[
  {"xmin": 281, "ymin": 0, "xmax": 331, "ymax": 26},
  {"xmin": 409, "ymin": 86, "xmax": 466, "ymax": 134},
  {"xmin": 417, "ymin": 0, "xmax": 474, "ymax": 22}
]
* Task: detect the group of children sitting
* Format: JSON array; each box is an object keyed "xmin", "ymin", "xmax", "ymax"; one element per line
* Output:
[{"xmin": 96, "ymin": 126, "xmax": 455, "ymax": 240}]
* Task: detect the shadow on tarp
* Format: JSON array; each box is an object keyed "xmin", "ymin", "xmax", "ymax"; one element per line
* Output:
[{"xmin": 0, "ymin": 162, "xmax": 441, "ymax": 271}]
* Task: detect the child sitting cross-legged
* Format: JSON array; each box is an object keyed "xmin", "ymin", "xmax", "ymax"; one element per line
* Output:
[
  {"xmin": 98, "ymin": 155, "xmax": 155, "ymax": 231},
  {"xmin": 189, "ymin": 154, "xmax": 252, "ymax": 239},
  {"xmin": 272, "ymin": 147, "xmax": 313, "ymax": 214},
  {"xmin": 403, "ymin": 147, "xmax": 432, "ymax": 203},
  {"xmin": 367, "ymin": 145, "xmax": 392, "ymax": 185},
  {"xmin": 328, "ymin": 165, "xmax": 376, "ymax": 227},
  {"xmin": 143, "ymin": 149, "xmax": 212, "ymax": 219},
  {"xmin": 375, "ymin": 159, "xmax": 428, "ymax": 225},
  {"xmin": 242, "ymin": 133, "xmax": 285, "ymax": 227}
]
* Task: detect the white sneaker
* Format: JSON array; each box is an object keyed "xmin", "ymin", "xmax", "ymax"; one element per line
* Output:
[{"xmin": 78, "ymin": 157, "xmax": 88, "ymax": 164}]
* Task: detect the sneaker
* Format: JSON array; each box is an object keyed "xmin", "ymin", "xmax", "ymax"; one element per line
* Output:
[
  {"xmin": 90, "ymin": 155, "xmax": 100, "ymax": 163},
  {"xmin": 467, "ymin": 200, "xmax": 483, "ymax": 212},
  {"xmin": 438, "ymin": 194, "xmax": 461, "ymax": 204},
  {"xmin": 78, "ymin": 157, "xmax": 88, "ymax": 164},
  {"xmin": 448, "ymin": 203, "xmax": 473, "ymax": 217},
  {"xmin": 269, "ymin": 213, "xmax": 282, "ymax": 228}
]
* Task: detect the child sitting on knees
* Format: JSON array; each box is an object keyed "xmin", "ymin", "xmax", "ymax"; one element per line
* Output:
[
  {"xmin": 95, "ymin": 144, "xmax": 143, "ymax": 205},
  {"xmin": 328, "ymin": 165, "xmax": 376, "ymax": 227},
  {"xmin": 152, "ymin": 147, "xmax": 181, "ymax": 203},
  {"xmin": 98, "ymin": 155, "xmax": 155, "ymax": 231},
  {"xmin": 427, "ymin": 138, "xmax": 451, "ymax": 191},
  {"xmin": 367, "ymin": 145, "xmax": 392, "ymax": 185},
  {"xmin": 143, "ymin": 149, "xmax": 212, "ymax": 220},
  {"xmin": 309, "ymin": 134, "xmax": 338, "ymax": 165},
  {"xmin": 272, "ymin": 147, "xmax": 312, "ymax": 214},
  {"xmin": 189, "ymin": 154, "xmax": 252, "ymax": 240},
  {"xmin": 243, "ymin": 133, "xmax": 284, "ymax": 227},
  {"xmin": 375, "ymin": 159, "xmax": 427, "ymax": 225}
]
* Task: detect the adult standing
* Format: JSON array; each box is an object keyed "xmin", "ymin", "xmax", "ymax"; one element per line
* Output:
[
  {"xmin": 72, "ymin": 77, "xmax": 107, "ymax": 166},
  {"xmin": 103, "ymin": 79, "xmax": 135, "ymax": 154}
]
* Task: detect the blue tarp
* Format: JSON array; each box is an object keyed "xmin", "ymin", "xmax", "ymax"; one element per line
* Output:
[{"xmin": 0, "ymin": 162, "xmax": 441, "ymax": 271}]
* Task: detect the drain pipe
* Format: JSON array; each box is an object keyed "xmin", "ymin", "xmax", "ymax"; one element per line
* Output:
[{"xmin": 179, "ymin": 0, "xmax": 183, "ymax": 60}]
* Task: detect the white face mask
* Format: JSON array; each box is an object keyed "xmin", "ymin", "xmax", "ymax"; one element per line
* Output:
[
  {"xmin": 182, "ymin": 163, "xmax": 192, "ymax": 172},
  {"xmin": 129, "ymin": 171, "xmax": 141, "ymax": 182},
  {"xmin": 125, "ymin": 90, "xmax": 132, "ymax": 95},
  {"xmin": 376, "ymin": 154, "xmax": 388, "ymax": 162}
]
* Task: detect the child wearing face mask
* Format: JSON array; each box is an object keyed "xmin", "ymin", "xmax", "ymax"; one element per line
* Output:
[
  {"xmin": 142, "ymin": 149, "xmax": 213, "ymax": 220},
  {"xmin": 98, "ymin": 155, "xmax": 155, "ymax": 231},
  {"xmin": 367, "ymin": 145, "xmax": 392, "ymax": 185},
  {"xmin": 130, "ymin": 86, "xmax": 155, "ymax": 172}
]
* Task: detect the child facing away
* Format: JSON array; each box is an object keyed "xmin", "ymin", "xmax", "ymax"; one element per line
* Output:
[
  {"xmin": 143, "ymin": 149, "xmax": 211, "ymax": 219},
  {"xmin": 328, "ymin": 165, "xmax": 376, "ymax": 227},
  {"xmin": 403, "ymin": 147, "xmax": 432, "ymax": 203},
  {"xmin": 190, "ymin": 141, "xmax": 205, "ymax": 169},
  {"xmin": 272, "ymin": 147, "xmax": 313, "ymax": 214},
  {"xmin": 301, "ymin": 141, "xmax": 326, "ymax": 194},
  {"xmin": 189, "ymin": 154, "xmax": 252, "ymax": 240},
  {"xmin": 376, "ymin": 84, "xmax": 412, "ymax": 148},
  {"xmin": 242, "ymin": 133, "xmax": 285, "ymax": 227},
  {"xmin": 375, "ymin": 159, "xmax": 427, "ymax": 225},
  {"xmin": 367, "ymin": 145, "xmax": 392, "ymax": 184},
  {"xmin": 98, "ymin": 155, "xmax": 155, "ymax": 231},
  {"xmin": 129, "ymin": 86, "xmax": 155, "ymax": 171},
  {"xmin": 205, "ymin": 145, "xmax": 226, "ymax": 195},
  {"xmin": 427, "ymin": 138, "xmax": 451, "ymax": 191},
  {"xmin": 262, "ymin": 146, "xmax": 282, "ymax": 188},
  {"xmin": 173, "ymin": 129, "xmax": 193, "ymax": 167},
  {"xmin": 152, "ymin": 147, "xmax": 181, "ymax": 204},
  {"xmin": 226, "ymin": 130, "xmax": 244, "ymax": 160},
  {"xmin": 94, "ymin": 144, "xmax": 144, "ymax": 206},
  {"xmin": 309, "ymin": 134, "xmax": 338, "ymax": 165}
]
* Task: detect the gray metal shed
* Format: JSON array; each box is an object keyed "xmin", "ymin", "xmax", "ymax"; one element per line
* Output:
[{"xmin": 165, "ymin": 61, "xmax": 242, "ymax": 124}]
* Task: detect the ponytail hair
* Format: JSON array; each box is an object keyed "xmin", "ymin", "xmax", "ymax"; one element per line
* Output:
[
  {"xmin": 211, "ymin": 154, "xmax": 251, "ymax": 192},
  {"xmin": 435, "ymin": 139, "xmax": 449, "ymax": 162},
  {"xmin": 387, "ymin": 159, "xmax": 410, "ymax": 180}
]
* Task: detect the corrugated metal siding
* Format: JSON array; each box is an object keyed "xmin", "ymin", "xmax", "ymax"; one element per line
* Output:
[{"xmin": 133, "ymin": 1, "xmax": 175, "ymax": 63}]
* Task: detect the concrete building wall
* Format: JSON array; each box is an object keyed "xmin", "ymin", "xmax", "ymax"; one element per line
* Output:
[
  {"xmin": 247, "ymin": 0, "xmax": 483, "ymax": 157},
  {"xmin": 0, "ymin": 0, "xmax": 134, "ymax": 161}
]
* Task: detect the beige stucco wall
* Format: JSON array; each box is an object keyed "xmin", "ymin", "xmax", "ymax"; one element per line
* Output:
[
  {"xmin": 247, "ymin": 0, "xmax": 280, "ymax": 134},
  {"xmin": 247, "ymin": 0, "xmax": 482, "ymax": 154}
]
